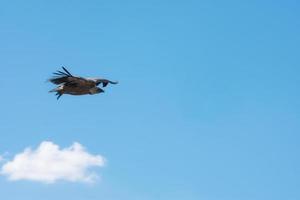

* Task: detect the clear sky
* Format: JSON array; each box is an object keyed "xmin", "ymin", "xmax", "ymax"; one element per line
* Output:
[{"xmin": 0, "ymin": 0, "xmax": 299, "ymax": 199}]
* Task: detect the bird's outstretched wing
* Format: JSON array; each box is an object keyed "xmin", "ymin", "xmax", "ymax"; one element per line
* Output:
[{"xmin": 49, "ymin": 67, "xmax": 95, "ymax": 87}]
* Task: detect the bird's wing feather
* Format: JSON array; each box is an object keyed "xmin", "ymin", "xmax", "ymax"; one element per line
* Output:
[
  {"xmin": 50, "ymin": 76, "xmax": 94, "ymax": 87},
  {"xmin": 62, "ymin": 67, "xmax": 72, "ymax": 76},
  {"xmin": 64, "ymin": 77, "xmax": 94, "ymax": 87},
  {"xmin": 49, "ymin": 67, "xmax": 95, "ymax": 87}
]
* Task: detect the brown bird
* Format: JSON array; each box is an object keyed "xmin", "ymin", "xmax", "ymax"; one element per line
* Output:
[{"xmin": 49, "ymin": 67, "xmax": 118, "ymax": 99}]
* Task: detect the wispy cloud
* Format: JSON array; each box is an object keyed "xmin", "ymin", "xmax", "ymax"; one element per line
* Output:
[{"xmin": 1, "ymin": 141, "xmax": 105, "ymax": 184}]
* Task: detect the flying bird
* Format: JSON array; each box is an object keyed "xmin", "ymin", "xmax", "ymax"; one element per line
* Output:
[{"xmin": 49, "ymin": 67, "xmax": 118, "ymax": 99}]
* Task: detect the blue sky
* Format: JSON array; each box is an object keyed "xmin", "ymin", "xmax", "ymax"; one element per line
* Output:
[{"xmin": 0, "ymin": 0, "xmax": 299, "ymax": 199}]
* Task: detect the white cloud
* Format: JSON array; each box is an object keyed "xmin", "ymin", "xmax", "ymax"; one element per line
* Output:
[{"xmin": 0, "ymin": 141, "xmax": 105, "ymax": 184}]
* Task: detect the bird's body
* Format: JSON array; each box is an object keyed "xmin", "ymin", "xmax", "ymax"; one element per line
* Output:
[
  {"xmin": 50, "ymin": 85, "xmax": 103, "ymax": 95},
  {"xmin": 49, "ymin": 67, "xmax": 117, "ymax": 99}
]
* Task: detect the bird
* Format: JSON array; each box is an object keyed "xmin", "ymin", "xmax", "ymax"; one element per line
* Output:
[{"xmin": 49, "ymin": 67, "xmax": 118, "ymax": 99}]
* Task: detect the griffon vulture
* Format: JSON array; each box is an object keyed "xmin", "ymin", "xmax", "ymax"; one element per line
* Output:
[{"xmin": 49, "ymin": 67, "xmax": 118, "ymax": 99}]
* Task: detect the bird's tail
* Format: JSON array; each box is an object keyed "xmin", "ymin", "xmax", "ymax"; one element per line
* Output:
[{"xmin": 49, "ymin": 88, "xmax": 57, "ymax": 93}]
